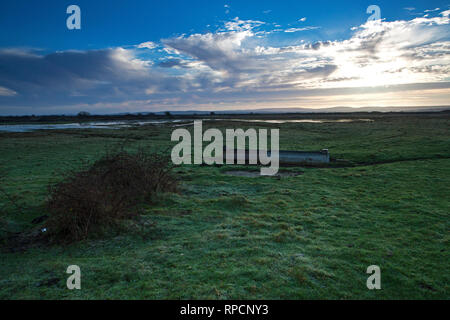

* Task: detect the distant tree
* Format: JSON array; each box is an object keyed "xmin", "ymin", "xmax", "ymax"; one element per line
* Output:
[
  {"xmin": 165, "ymin": 111, "xmax": 171, "ymax": 117},
  {"xmin": 77, "ymin": 111, "xmax": 91, "ymax": 117},
  {"xmin": 210, "ymin": 111, "xmax": 215, "ymax": 115}
]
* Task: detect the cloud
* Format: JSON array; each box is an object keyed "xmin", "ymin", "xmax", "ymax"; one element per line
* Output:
[
  {"xmin": 284, "ymin": 26, "xmax": 319, "ymax": 33},
  {"xmin": 157, "ymin": 58, "xmax": 190, "ymax": 68},
  {"xmin": 223, "ymin": 17, "xmax": 265, "ymax": 31},
  {"xmin": 162, "ymin": 18, "xmax": 261, "ymax": 75},
  {"xmin": 0, "ymin": 86, "xmax": 17, "ymax": 96},
  {"xmin": 0, "ymin": 48, "xmax": 189, "ymax": 108},
  {"xmin": 299, "ymin": 17, "xmax": 307, "ymax": 22},
  {"xmin": 136, "ymin": 41, "xmax": 158, "ymax": 49},
  {"xmin": 158, "ymin": 10, "xmax": 450, "ymax": 96}
]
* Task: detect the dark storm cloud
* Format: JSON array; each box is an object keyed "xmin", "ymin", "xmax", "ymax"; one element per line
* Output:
[{"xmin": 0, "ymin": 48, "xmax": 189, "ymax": 108}]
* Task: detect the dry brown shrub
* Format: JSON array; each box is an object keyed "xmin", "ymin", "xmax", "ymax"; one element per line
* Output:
[{"xmin": 45, "ymin": 150, "xmax": 178, "ymax": 242}]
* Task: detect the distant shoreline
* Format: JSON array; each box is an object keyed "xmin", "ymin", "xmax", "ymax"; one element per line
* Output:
[{"xmin": 1, "ymin": 108, "xmax": 449, "ymax": 125}]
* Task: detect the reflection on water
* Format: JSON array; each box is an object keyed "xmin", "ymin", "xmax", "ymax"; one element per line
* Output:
[
  {"xmin": 219, "ymin": 119, "xmax": 374, "ymax": 124},
  {"xmin": 0, "ymin": 123, "xmax": 117, "ymax": 132},
  {"xmin": 0, "ymin": 118, "xmax": 373, "ymax": 132},
  {"xmin": 177, "ymin": 118, "xmax": 374, "ymax": 126},
  {"xmin": 0, "ymin": 120, "xmax": 182, "ymax": 132}
]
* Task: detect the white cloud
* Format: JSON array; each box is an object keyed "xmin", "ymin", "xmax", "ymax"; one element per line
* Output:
[
  {"xmin": 284, "ymin": 26, "xmax": 319, "ymax": 33},
  {"xmin": 0, "ymin": 86, "xmax": 17, "ymax": 96},
  {"xmin": 136, "ymin": 41, "xmax": 158, "ymax": 49},
  {"xmin": 160, "ymin": 12, "xmax": 450, "ymax": 94},
  {"xmin": 223, "ymin": 17, "xmax": 265, "ymax": 32}
]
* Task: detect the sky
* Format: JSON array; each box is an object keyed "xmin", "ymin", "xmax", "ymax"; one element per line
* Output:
[{"xmin": 0, "ymin": 0, "xmax": 449, "ymax": 115}]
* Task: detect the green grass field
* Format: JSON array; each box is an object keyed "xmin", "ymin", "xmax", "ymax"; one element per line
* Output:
[{"xmin": 0, "ymin": 113, "xmax": 449, "ymax": 299}]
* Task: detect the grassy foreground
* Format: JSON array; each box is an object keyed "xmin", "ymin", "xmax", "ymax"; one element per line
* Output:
[{"xmin": 0, "ymin": 113, "xmax": 449, "ymax": 299}]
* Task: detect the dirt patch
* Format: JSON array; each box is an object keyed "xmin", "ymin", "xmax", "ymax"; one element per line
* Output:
[
  {"xmin": 224, "ymin": 170, "xmax": 303, "ymax": 178},
  {"xmin": 1, "ymin": 229, "xmax": 48, "ymax": 253}
]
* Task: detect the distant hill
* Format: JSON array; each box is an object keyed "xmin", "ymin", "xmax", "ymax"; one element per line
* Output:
[
  {"xmin": 148, "ymin": 106, "xmax": 450, "ymax": 115},
  {"xmin": 1, "ymin": 106, "xmax": 450, "ymax": 119}
]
